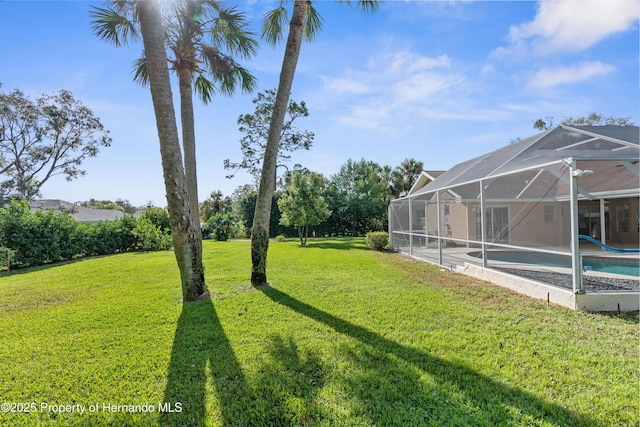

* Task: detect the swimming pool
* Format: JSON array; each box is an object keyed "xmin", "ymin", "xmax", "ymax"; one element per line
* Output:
[{"xmin": 468, "ymin": 251, "xmax": 640, "ymax": 277}]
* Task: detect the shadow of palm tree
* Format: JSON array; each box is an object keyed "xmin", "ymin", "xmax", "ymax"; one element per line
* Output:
[
  {"xmin": 303, "ymin": 238, "xmax": 367, "ymax": 251},
  {"xmin": 250, "ymin": 334, "xmax": 328, "ymax": 425},
  {"xmin": 160, "ymin": 294, "xmax": 251, "ymax": 427},
  {"xmin": 259, "ymin": 285, "xmax": 600, "ymax": 426}
]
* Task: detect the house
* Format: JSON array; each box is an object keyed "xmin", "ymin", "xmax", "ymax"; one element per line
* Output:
[
  {"xmin": 389, "ymin": 125, "xmax": 639, "ymax": 311},
  {"xmin": 406, "ymin": 170, "xmax": 446, "ymax": 196},
  {"xmin": 30, "ymin": 199, "xmax": 125, "ymax": 223}
]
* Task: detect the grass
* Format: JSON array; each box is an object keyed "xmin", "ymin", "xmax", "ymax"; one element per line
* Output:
[{"xmin": 0, "ymin": 237, "xmax": 637, "ymax": 426}]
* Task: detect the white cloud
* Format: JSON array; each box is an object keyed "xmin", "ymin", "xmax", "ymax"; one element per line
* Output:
[
  {"xmin": 481, "ymin": 64, "xmax": 495, "ymax": 76},
  {"xmin": 527, "ymin": 61, "xmax": 616, "ymax": 89},
  {"xmin": 317, "ymin": 49, "xmax": 464, "ymax": 131},
  {"xmin": 495, "ymin": 0, "xmax": 638, "ymax": 57},
  {"xmin": 321, "ymin": 75, "xmax": 371, "ymax": 95},
  {"xmin": 387, "ymin": 51, "xmax": 451, "ymax": 74}
]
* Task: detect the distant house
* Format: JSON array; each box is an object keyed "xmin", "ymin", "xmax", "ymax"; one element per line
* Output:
[{"xmin": 30, "ymin": 199, "xmax": 125, "ymax": 223}]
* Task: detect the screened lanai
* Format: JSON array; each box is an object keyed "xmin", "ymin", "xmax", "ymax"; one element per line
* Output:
[{"xmin": 389, "ymin": 125, "xmax": 640, "ymax": 311}]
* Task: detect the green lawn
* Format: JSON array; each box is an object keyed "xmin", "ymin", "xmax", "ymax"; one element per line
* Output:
[{"xmin": 0, "ymin": 238, "xmax": 637, "ymax": 426}]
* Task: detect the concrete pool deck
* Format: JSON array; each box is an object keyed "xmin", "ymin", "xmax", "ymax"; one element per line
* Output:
[{"xmin": 397, "ymin": 246, "xmax": 639, "ymax": 312}]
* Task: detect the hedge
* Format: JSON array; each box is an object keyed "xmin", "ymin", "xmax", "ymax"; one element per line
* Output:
[{"xmin": 0, "ymin": 200, "xmax": 171, "ymax": 269}]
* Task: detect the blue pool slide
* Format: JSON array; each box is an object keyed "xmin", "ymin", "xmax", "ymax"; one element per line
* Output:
[{"xmin": 578, "ymin": 235, "xmax": 640, "ymax": 253}]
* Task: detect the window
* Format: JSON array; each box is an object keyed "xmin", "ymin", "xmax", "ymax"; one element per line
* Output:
[
  {"xmin": 475, "ymin": 206, "xmax": 510, "ymax": 243},
  {"xmin": 617, "ymin": 205, "xmax": 630, "ymax": 233},
  {"xmin": 544, "ymin": 205, "xmax": 555, "ymax": 223},
  {"xmin": 416, "ymin": 208, "xmax": 426, "ymax": 227}
]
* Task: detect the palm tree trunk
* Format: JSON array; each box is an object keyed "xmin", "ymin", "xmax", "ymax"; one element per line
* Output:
[
  {"xmin": 138, "ymin": 0, "xmax": 205, "ymax": 301},
  {"xmin": 251, "ymin": 1, "xmax": 309, "ymax": 285},
  {"xmin": 178, "ymin": 67, "xmax": 204, "ymax": 271}
]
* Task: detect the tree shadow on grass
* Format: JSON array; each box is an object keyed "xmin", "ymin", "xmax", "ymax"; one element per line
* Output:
[
  {"xmin": 0, "ymin": 254, "xmax": 114, "ymax": 278},
  {"xmin": 160, "ymin": 294, "xmax": 251, "ymax": 427},
  {"xmin": 303, "ymin": 238, "xmax": 367, "ymax": 251},
  {"xmin": 259, "ymin": 285, "xmax": 601, "ymax": 427},
  {"xmin": 250, "ymin": 334, "xmax": 329, "ymax": 425}
]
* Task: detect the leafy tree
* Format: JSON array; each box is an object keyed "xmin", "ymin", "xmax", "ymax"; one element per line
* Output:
[
  {"xmin": 251, "ymin": 0, "xmax": 380, "ymax": 285},
  {"xmin": 136, "ymin": 0, "xmax": 204, "ymax": 301},
  {"xmin": 232, "ymin": 185, "xmax": 292, "ymax": 239},
  {"xmin": 80, "ymin": 198, "xmax": 138, "ymax": 214},
  {"xmin": 199, "ymin": 190, "xmax": 232, "ymax": 222},
  {"xmin": 278, "ymin": 171, "xmax": 330, "ymax": 245},
  {"xmin": 224, "ymin": 89, "xmax": 314, "ymax": 185},
  {"xmin": 534, "ymin": 113, "xmax": 634, "ymax": 130},
  {"xmin": 0, "ymin": 88, "xmax": 111, "ymax": 201},
  {"xmin": 327, "ymin": 158, "xmax": 390, "ymax": 236},
  {"xmin": 390, "ymin": 158, "xmax": 424, "ymax": 198},
  {"xmin": 79, "ymin": 198, "xmax": 126, "ymax": 212},
  {"xmin": 562, "ymin": 113, "xmax": 634, "ymax": 126},
  {"xmin": 533, "ymin": 116, "xmax": 555, "ymax": 131}
]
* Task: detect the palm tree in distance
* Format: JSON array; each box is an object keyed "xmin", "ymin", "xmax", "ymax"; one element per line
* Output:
[
  {"xmin": 92, "ymin": 0, "xmax": 258, "ymax": 278},
  {"xmin": 391, "ymin": 158, "xmax": 424, "ymax": 198},
  {"xmin": 250, "ymin": 0, "xmax": 381, "ymax": 286}
]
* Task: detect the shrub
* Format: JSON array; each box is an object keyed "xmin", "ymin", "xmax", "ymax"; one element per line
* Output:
[
  {"xmin": 140, "ymin": 207, "xmax": 171, "ymax": 234},
  {"xmin": 132, "ymin": 218, "xmax": 173, "ymax": 251},
  {"xmin": 202, "ymin": 212, "xmax": 234, "ymax": 241},
  {"xmin": 0, "ymin": 247, "xmax": 16, "ymax": 270},
  {"xmin": 0, "ymin": 200, "xmax": 82, "ymax": 267},
  {"xmin": 275, "ymin": 235, "xmax": 286, "ymax": 242},
  {"xmin": 365, "ymin": 231, "xmax": 389, "ymax": 251},
  {"xmin": 81, "ymin": 215, "xmax": 137, "ymax": 256}
]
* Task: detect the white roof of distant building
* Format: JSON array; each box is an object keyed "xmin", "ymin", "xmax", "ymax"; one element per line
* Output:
[{"xmin": 30, "ymin": 199, "xmax": 125, "ymax": 222}]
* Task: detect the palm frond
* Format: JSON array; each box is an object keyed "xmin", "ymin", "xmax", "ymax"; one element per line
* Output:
[
  {"xmin": 194, "ymin": 75, "xmax": 215, "ymax": 104},
  {"xmin": 260, "ymin": 3, "xmax": 288, "ymax": 47},
  {"xmin": 200, "ymin": 45, "xmax": 257, "ymax": 96},
  {"xmin": 131, "ymin": 55, "xmax": 149, "ymax": 86},
  {"xmin": 304, "ymin": 4, "xmax": 323, "ymax": 43},
  {"xmin": 209, "ymin": 6, "xmax": 259, "ymax": 60},
  {"xmin": 89, "ymin": 5, "xmax": 139, "ymax": 47},
  {"xmin": 337, "ymin": 0, "xmax": 382, "ymax": 14}
]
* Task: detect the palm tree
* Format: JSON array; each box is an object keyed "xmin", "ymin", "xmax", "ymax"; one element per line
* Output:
[
  {"xmin": 136, "ymin": 0, "xmax": 205, "ymax": 301},
  {"xmin": 250, "ymin": 0, "xmax": 380, "ymax": 285},
  {"xmin": 92, "ymin": 0, "xmax": 258, "ymax": 283},
  {"xmin": 161, "ymin": 1, "xmax": 257, "ymax": 237},
  {"xmin": 391, "ymin": 158, "xmax": 424, "ymax": 198}
]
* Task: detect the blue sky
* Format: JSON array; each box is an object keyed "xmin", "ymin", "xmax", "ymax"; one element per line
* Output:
[{"xmin": 1, "ymin": 0, "xmax": 638, "ymax": 206}]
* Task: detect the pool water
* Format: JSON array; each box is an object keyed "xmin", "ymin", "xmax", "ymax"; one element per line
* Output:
[{"xmin": 469, "ymin": 251, "xmax": 640, "ymax": 277}]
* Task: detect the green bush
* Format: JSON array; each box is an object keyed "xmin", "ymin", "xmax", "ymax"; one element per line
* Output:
[
  {"xmin": 132, "ymin": 218, "xmax": 173, "ymax": 251},
  {"xmin": 202, "ymin": 212, "xmax": 234, "ymax": 241},
  {"xmin": 275, "ymin": 235, "xmax": 286, "ymax": 242},
  {"xmin": 0, "ymin": 247, "xmax": 16, "ymax": 270},
  {"xmin": 0, "ymin": 200, "xmax": 82, "ymax": 268},
  {"xmin": 81, "ymin": 215, "xmax": 137, "ymax": 256},
  {"xmin": 140, "ymin": 207, "xmax": 171, "ymax": 234},
  {"xmin": 0, "ymin": 201, "xmax": 171, "ymax": 269},
  {"xmin": 365, "ymin": 231, "xmax": 389, "ymax": 251}
]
